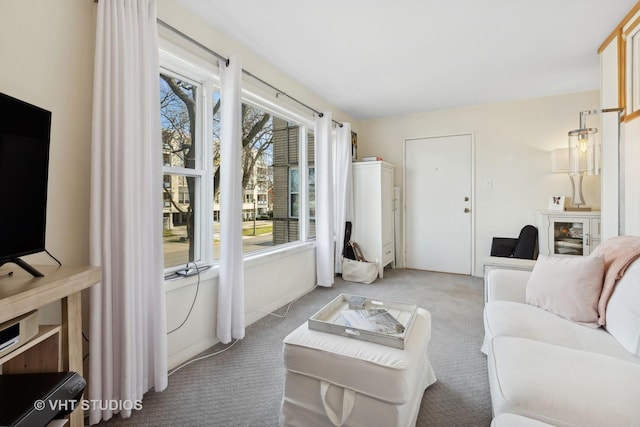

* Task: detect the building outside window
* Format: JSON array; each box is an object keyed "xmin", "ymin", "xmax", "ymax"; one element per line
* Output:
[
  {"xmin": 272, "ymin": 117, "xmax": 315, "ymax": 244},
  {"xmin": 288, "ymin": 166, "xmax": 315, "ymax": 219},
  {"xmin": 307, "ymin": 129, "xmax": 316, "ymax": 238}
]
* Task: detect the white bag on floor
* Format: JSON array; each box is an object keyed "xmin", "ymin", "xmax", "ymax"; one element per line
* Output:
[{"xmin": 342, "ymin": 257, "xmax": 378, "ymax": 284}]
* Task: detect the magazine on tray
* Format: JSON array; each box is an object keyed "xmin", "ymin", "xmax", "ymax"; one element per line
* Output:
[{"xmin": 340, "ymin": 308, "xmax": 405, "ymax": 334}]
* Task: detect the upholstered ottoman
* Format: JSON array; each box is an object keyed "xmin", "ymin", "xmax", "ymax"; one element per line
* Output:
[{"xmin": 280, "ymin": 307, "xmax": 436, "ymax": 427}]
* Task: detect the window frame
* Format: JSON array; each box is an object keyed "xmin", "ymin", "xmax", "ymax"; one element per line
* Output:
[
  {"xmin": 288, "ymin": 165, "xmax": 315, "ymax": 219},
  {"xmin": 289, "ymin": 167, "xmax": 300, "ymax": 219},
  {"xmin": 160, "ymin": 50, "xmax": 217, "ymax": 273},
  {"xmin": 160, "ymin": 46, "xmax": 317, "ymax": 275},
  {"xmin": 240, "ymin": 89, "xmax": 314, "ymax": 243}
]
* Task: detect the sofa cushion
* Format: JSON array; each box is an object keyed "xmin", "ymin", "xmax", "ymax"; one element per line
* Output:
[
  {"xmin": 525, "ymin": 254, "xmax": 604, "ymax": 326},
  {"xmin": 487, "ymin": 336, "xmax": 640, "ymax": 426},
  {"xmin": 605, "ymin": 258, "xmax": 640, "ymax": 356},
  {"xmin": 483, "ymin": 300, "xmax": 640, "ymax": 362}
]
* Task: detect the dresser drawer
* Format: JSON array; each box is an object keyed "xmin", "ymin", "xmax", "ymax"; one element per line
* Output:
[{"xmin": 383, "ymin": 243, "xmax": 394, "ymax": 265}]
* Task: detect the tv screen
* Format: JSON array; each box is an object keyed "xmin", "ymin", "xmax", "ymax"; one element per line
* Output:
[{"xmin": 0, "ymin": 93, "xmax": 51, "ymax": 271}]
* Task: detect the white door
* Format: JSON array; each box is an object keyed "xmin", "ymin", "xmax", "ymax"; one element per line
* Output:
[{"xmin": 405, "ymin": 134, "xmax": 472, "ymax": 274}]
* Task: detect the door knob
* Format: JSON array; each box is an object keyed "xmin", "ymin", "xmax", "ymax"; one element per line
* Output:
[
  {"xmin": 464, "ymin": 197, "xmax": 469, "ymax": 201},
  {"xmin": 464, "ymin": 208, "xmax": 470, "ymax": 213}
]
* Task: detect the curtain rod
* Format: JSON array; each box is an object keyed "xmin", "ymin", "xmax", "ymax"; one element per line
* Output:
[{"xmin": 156, "ymin": 19, "xmax": 343, "ymax": 127}]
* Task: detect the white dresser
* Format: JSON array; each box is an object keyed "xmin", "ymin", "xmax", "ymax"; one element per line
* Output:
[
  {"xmin": 352, "ymin": 161, "xmax": 395, "ymax": 278},
  {"xmin": 536, "ymin": 210, "xmax": 601, "ymax": 256}
]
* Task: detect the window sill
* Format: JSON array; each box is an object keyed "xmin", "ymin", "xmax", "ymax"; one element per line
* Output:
[{"xmin": 164, "ymin": 240, "xmax": 316, "ymax": 293}]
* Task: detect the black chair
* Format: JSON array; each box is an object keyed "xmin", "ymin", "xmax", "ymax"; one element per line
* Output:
[{"xmin": 490, "ymin": 225, "xmax": 538, "ymax": 259}]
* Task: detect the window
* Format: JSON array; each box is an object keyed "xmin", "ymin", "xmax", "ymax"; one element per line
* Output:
[
  {"xmin": 178, "ymin": 187, "xmax": 190, "ymax": 204},
  {"xmin": 289, "ymin": 166, "xmax": 314, "ymax": 219},
  {"xmin": 307, "ymin": 129, "xmax": 316, "ymax": 238},
  {"xmin": 161, "ymin": 72, "xmax": 207, "ymax": 269},
  {"xmin": 270, "ymin": 114, "xmax": 317, "ymax": 245},
  {"xmin": 289, "ymin": 168, "xmax": 300, "ymax": 218},
  {"xmin": 160, "ymin": 48, "xmax": 316, "ymax": 271}
]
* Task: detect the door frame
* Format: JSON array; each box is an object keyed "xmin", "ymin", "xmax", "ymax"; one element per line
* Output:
[{"xmin": 402, "ymin": 132, "xmax": 476, "ymax": 274}]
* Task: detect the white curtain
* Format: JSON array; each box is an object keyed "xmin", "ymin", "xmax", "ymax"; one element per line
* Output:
[
  {"xmin": 217, "ymin": 55, "xmax": 245, "ymax": 343},
  {"xmin": 315, "ymin": 112, "xmax": 334, "ymax": 286},
  {"xmin": 88, "ymin": 0, "xmax": 167, "ymax": 424},
  {"xmin": 334, "ymin": 123, "xmax": 353, "ymax": 274}
]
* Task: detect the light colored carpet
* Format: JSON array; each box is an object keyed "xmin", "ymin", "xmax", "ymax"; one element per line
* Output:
[{"xmin": 98, "ymin": 268, "xmax": 492, "ymax": 426}]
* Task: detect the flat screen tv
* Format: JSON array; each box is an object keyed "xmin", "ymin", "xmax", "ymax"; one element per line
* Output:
[{"xmin": 0, "ymin": 93, "xmax": 51, "ymax": 277}]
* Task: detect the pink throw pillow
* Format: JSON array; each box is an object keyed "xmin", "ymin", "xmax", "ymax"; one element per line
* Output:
[{"xmin": 525, "ymin": 254, "xmax": 605, "ymax": 327}]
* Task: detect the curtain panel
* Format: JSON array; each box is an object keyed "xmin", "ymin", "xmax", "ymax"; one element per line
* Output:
[
  {"xmin": 217, "ymin": 55, "xmax": 246, "ymax": 343},
  {"xmin": 334, "ymin": 123, "xmax": 353, "ymax": 274},
  {"xmin": 315, "ymin": 112, "xmax": 334, "ymax": 287},
  {"xmin": 88, "ymin": 0, "xmax": 167, "ymax": 423}
]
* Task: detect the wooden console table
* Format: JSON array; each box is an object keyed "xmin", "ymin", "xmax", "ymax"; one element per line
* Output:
[{"xmin": 0, "ymin": 265, "xmax": 101, "ymax": 427}]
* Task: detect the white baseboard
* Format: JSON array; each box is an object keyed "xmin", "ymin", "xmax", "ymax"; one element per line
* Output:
[
  {"xmin": 167, "ymin": 284, "xmax": 315, "ymax": 371},
  {"xmin": 244, "ymin": 284, "xmax": 315, "ymax": 325},
  {"xmin": 168, "ymin": 336, "xmax": 219, "ymax": 370}
]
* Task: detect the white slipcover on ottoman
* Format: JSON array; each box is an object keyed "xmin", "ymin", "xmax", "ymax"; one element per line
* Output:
[{"xmin": 281, "ymin": 307, "xmax": 436, "ymax": 427}]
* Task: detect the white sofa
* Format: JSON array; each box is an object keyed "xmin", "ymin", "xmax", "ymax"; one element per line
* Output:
[{"xmin": 482, "ymin": 258, "xmax": 640, "ymax": 426}]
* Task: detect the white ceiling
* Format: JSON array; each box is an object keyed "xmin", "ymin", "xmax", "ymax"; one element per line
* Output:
[{"xmin": 177, "ymin": 0, "xmax": 635, "ymax": 120}]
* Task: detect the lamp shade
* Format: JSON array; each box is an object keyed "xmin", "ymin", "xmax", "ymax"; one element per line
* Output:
[{"xmin": 568, "ymin": 127, "xmax": 599, "ymax": 176}]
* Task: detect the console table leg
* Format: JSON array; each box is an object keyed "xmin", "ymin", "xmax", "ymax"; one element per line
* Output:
[{"xmin": 62, "ymin": 292, "xmax": 84, "ymax": 427}]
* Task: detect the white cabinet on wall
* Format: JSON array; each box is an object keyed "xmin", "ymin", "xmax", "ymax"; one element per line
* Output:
[
  {"xmin": 537, "ymin": 211, "xmax": 601, "ymax": 257},
  {"xmin": 352, "ymin": 161, "xmax": 395, "ymax": 278}
]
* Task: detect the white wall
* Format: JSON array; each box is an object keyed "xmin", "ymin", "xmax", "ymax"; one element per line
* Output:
[
  {"xmin": 0, "ymin": 0, "xmax": 96, "ymax": 326},
  {"xmin": 357, "ymin": 91, "xmax": 601, "ymax": 276},
  {"xmin": 166, "ymin": 245, "xmax": 316, "ymax": 368},
  {"xmin": 0, "ymin": 0, "xmax": 96, "ymax": 267}
]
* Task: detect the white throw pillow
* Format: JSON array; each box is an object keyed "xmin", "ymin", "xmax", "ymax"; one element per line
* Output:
[
  {"xmin": 605, "ymin": 258, "xmax": 640, "ymax": 356},
  {"xmin": 526, "ymin": 254, "xmax": 604, "ymax": 327}
]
